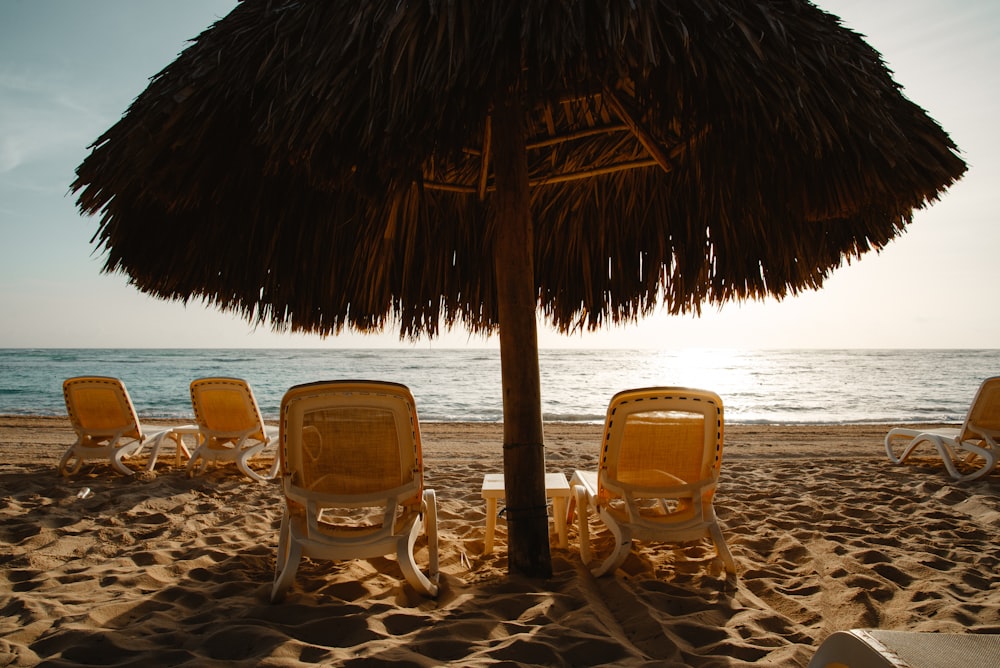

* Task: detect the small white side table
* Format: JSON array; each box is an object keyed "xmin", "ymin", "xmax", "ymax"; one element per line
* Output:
[
  {"xmin": 481, "ymin": 472, "xmax": 571, "ymax": 554},
  {"xmin": 145, "ymin": 424, "xmax": 200, "ymax": 471}
]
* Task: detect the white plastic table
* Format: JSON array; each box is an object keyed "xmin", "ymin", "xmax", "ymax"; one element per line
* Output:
[
  {"xmin": 145, "ymin": 424, "xmax": 200, "ymax": 471},
  {"xmin": 481, "ymin": 472, "xmax": 571, "ymax": 554}
]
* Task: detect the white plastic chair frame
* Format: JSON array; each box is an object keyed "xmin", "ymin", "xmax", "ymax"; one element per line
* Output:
[
  {"xmin": 809, "ymin": 629, "xmax": 1000, "ymax": 668},
  {"xmin": 185, "ymin": 377, "xmax": 279, "ymax": 483},
  {"xmin": 569, "ymin": 387, "xmax": 736, "ymax": 578},
  {"xmin": 271, "ymin": 380, "xmax": 439, "ymax": 601},
  {"xmin": 60, "ymin": 376, "xmax": 184, "ymax": 477},
  {"xmin": 885, "ymin": 376, "xmax": 1000, "ymax": 482}
]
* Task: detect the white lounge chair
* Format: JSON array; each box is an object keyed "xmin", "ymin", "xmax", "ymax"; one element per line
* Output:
[
  {"xmin": 885, "ymin": 376, "xmax": 1000, "ymax": 482},
  {"xmin": 568, "ymin": 387, "xmax": 736, "ymax": 578},
  {"xmin": 186, "ymin": 377, "xmax": 279, "ymax": 483},
  {"xmin": 809, "ymin": 629, "xmax": 1000, "ymax": 668},
  {"xmin": 60, "ymin": 376, "xmax": 188, "ymax": 477},
  {"xmin": 271, "ymin": 380, "xmax": 439, "ymax": 601}
]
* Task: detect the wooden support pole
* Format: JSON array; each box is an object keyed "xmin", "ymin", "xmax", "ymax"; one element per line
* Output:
[{"xmin": 490, "ymin": 90, "xmax": 553, "ymax": 580}]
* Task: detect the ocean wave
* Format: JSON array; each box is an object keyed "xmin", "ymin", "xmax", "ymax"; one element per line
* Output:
[{"xmin": 541, "ymin": 412, "xmax": 604, "ymax": 423}]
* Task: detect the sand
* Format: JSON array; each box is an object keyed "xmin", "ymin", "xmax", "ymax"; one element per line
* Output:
[{"xmin": 1, "ymin": 416, "xmax": 998, "ymax": 667}]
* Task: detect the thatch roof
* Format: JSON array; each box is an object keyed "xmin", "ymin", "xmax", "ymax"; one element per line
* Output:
[{"xmin": 73, "ymin": 0, "xmax": 966, "ymax": 339}]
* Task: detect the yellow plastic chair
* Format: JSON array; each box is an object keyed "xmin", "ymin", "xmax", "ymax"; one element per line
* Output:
[
  {"xmin": 885, "ymin": 376, "xmax": 1000, "ymax": 482},
  {"xmin": 568, "ymin": 387, "xmax": 736, "ymax": 578},
  {"xmin": 186, "ymin": 377, "xmax": 279, "ymax": 483},
  {"xmin": 271, "ymin": 380, "xmax": 439, "ymax": 601},
  {"xmin": 60, "ymin": 376, "xmax": 187, "ymax": 477}
]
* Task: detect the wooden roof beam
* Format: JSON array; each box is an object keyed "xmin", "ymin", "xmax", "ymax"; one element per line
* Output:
[
  {"xmin": 528, "ymin": 158, "xmax": 662, "ymax": 186},
  {"xmin": 604, "ymin": 89, "xmax": 675, "ymax": 175},
  {"xmin": 526, "ymin": 124, "xmax": 629, "ymax": 150},
  {"xmin": 478, "ymin": 116, "xmax": 492, "ymax": 200},
  {"xmin": 422, "ymin": 157, "xmax": 663, "ymax": 193}
]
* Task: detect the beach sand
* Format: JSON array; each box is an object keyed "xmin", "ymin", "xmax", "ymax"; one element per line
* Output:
[{"xmin": 1, "ymin": 416, "xmax": 998, "ymax": 666}]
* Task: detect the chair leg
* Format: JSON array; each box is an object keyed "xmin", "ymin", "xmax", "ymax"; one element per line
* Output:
[
  {"xmin": 271, "ymin": 518, "xmax": 301, "ymax": 603},
  {"xmin": 111, "ymin": 444, "xmax": 140, "ymax": 476},
  {"xmin": 145, "ymin": 433, "xmax": 165, "ymax": 472},
  {"xmin": 58, "ymin": 445, "xmax": 83, "ymax": 477},
  {"xmin": 921, "ymin": 436, "xmax": 962, "ymax": 479},
  {"xmin": 265, "ymin": 454, "xmax": 281, "ymax": 481},
  {"xmin": 573, "ymin": 484, "xmax": 592, "ymax": 565},
  {"xmin": 710, "ymin": 521, "xmax": 737, "ymax": 576},
  {"xmin": 424, "ymin": 490, "xmax": 439, "ymax": 582},
  {"xmin": 397, "ymin": 490, "xmax": 440, "ymax": 597},
  {"xmin": 953, "ymin": 442, "xmax": 998, "ymax": 482},
  {"xmin": 886, "ymin": 432, "xmax": 966, "ymax": 480},
  {"xmin": 592, "ymin": 513, "xmax": 631, "ymax": 577},
  {"xmin": 884, "ymin": 430, "xmax": 914, "ymax": 465},
  {"xmin": 905, "ymin": 435, "xmax": 986, "ymax": 482},
  {"xmin": 185, "ymin": 447, "xmax": 209, "ymax": 478},
  {"xmin": 237, "ymin": 445, "xmax": 269, "ymax": 483},
  {"xmin": 894, "ymin": 434, "xmax": 998, "ymax": 482},
  {"xmin": 274, "ymin": 513, "xmax": 290, "ymax": 574}
]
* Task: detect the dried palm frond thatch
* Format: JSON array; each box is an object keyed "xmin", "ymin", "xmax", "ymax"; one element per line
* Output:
[{"xmin": 74, "ymin": 0, "xmax": 963, "ymax": 338}]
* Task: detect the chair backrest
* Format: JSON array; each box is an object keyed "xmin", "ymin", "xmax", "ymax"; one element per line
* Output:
[
  {"xmin": 279, "ymin": 380, "xmax": 424, "ymax": 509},
  {"xmin": 190, "ymin": 377, "xmax": 268, "ymax": 441},
  {"xmin": 63, "ymin": 376, "xmax": 143, "ymax": 442},
  {"xmin": 961, "ymin": 376, "xmax": 1000, "ymax": 442},
  {"xmin": 598, "ymin": 387, "xmax": 724, "ymax": 504}
]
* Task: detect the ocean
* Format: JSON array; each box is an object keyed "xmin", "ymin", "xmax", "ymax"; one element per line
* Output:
[{"xmin": 1, "ymin": 348, "xmax": 997, "ymax": 425}]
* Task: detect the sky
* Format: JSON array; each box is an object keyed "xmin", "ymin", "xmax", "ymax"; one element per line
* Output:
[{"xmin": 0, "ymin": 1, "xmax": 997, "ymax": 350}]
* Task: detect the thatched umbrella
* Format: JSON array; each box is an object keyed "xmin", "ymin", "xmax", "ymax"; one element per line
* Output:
[{"xmin": 73, "ymin": 0, "xmax": 965, "ymax": 579}]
